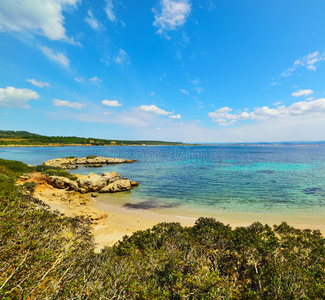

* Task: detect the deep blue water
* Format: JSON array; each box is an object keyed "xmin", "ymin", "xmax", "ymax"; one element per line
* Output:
[{"xmin": 1, "ymin": 145, "xmax": 325, "ymax": 216}]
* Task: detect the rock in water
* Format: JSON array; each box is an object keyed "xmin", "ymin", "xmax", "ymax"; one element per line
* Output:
[{"xmin": 43, "ymin": 156, "xmax": 136, "ymax": 169}]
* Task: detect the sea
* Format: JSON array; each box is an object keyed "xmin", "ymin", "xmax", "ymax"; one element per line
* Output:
[{"xmin": 1, "ymin": 145, "xmax": 325, "ymax": 229}]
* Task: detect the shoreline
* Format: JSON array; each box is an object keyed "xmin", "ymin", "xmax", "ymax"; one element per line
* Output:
[{"xmin": 34, "ymin": 179, "xmax": 325, "ymax": 251}]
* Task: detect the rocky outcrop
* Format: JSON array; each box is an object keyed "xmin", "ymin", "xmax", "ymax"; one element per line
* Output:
[
  {"xmin": 48, "ymin": 171, "xmax": 139, "ymax": 193},
  {"xmin": 43, "ymin": 156, "xmax": 136, "ymax": 169}
]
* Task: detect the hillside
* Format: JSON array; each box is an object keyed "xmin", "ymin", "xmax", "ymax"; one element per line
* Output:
[{"xmin": 0, "ymin": 130, "xmax": 182, "ymax": 146}]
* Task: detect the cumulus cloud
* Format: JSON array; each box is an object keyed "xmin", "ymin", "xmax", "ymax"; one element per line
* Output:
[
  {"xmin": 0, "ymin": 0, "xmax": 78, "ymax": 41},
  {"xmin": 0, "ymin": 86, "xmax": 40, "ymax": 108},
  {"xmin": 105, "ymin": 0, "xmax": 117, "ymax": 22},
  {"xmin": 41, "ymin": 46, "xmax": 69, "ymax": 67},
  {"xmin": 139, "ymin": 104, "xmax": 172, "ymax": 115},
  {"xmin": 53, "ymin": 99, "xmax": 86, "ymax": 109},
  {"xmin": 292, "ymin": 89, "xmax": 314, "ymax": 97},
  {"xmin": 26, "ymin": 78, "xmax": 50, "ymax": 88},
  {"xmin": 209, "ymin": 98, "xmax": 325, "ymax": 126},
  {"xmin": 281, "ymin": 51, "xmax": 325, "ymax": 77},
  {"xmin": 153, "ymin": 0, "xmax": 191, "ymax": 36},
  {"xmin": 101, "ymin": 100, "xmax": 122, "ymax": 107},
  {"xmin": 180, "ymin": 89, "xmax": 189, "ymax": 95},
  {"xmin": 114, "ymin": 49, "xmax": 130, "ymax": 65},
  {"xmin": 85, "ymin": 10, "xmax": 102, "ymax": 30},
  {"xmin": 168, "ymin": 114, "xmax": 181, "ymax": 119}
]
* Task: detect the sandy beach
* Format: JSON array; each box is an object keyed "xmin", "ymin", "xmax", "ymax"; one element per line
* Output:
[{"xmin": 30, "ymin": 168, "xmax": 325, "ymax": 252}]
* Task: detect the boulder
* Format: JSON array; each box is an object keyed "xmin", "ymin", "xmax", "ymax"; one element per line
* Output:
[
  {"xmin": 100, "ymin": 179, "xmax": 132, "ymax": 193},
  {"xmin": 101, "ymin": 172, "xmax": 120, "ymax": 183},
  {"xmin": 49, "ymin": 176, "xmax": 78, "ymax": 190},
  {"xmin": 77, "ymin": 174, "xmax": 109, "ymax": 192}
]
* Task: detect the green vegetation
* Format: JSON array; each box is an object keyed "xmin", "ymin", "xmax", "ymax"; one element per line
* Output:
[
  {"xmin": 0, "ymin": 158, "xmax": 77, "ymax": 181},
  {"xmin": 0, "ymin": 130, "xmax": 182, "ymax": 146},
  {"xmin": 0, "ymin": 158, "xmax": 325, "ymax": 298},
  {"xmin": 86, "ymin": 155, "xmax": 97, "ymax": 159}
]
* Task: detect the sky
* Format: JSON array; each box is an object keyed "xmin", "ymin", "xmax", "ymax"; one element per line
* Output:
[{"xmin": 1, "ymin": 0, "xmax": 325, "ymax": 143}]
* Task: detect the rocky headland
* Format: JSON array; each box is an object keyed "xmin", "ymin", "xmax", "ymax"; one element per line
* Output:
[{"xmin": 43, "ymin": 156, "xmax": 136, "ymax": 169}]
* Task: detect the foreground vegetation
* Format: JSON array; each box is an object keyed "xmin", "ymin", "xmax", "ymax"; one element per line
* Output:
[
  {"xmin": 0, "ymin": 159, "xmax": 325, "ymax": 299},
  {"xmin": 0, "ymin": 130, "xmax": 181, "ymax": 146}
]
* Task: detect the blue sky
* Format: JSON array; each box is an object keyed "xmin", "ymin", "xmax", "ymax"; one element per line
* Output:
[{"xmin": 1, "ymin": 0, "xmax": 325, "ymax": 143}]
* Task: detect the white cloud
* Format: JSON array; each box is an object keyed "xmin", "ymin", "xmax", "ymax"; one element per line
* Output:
[
  {"xmin": 101, "ymin": 100, "xmax": 122, "ymax": 107},
  {"xmin": 150, "ymin": 92, "xmax": 155, "ymax": 96},
  {"xmin": 0, "ymin": 86, "xmax": 40, "ymax": 108},
  {"xmin": 168, "ymin": 114, "xmax": 181, "ymax": 119},
  {"xmin": 139, "ymin": 104, "xmax": 172, "ymax": 115},
  {"xmin": 53, "ymin": 99, "xmax": 86, "ymax": 109},
  {"xmin": 89, "ymin": 76, "xmax": 102, "ymax": 84},
  {"xmin": 191, "ymin": 78, "xmax": 204, "ymax": 94},
  {"xmin": 273, "ymin": 101, "xmax": 282, "ymax": 106},
  {"xmin": 105, "ymin": 0, "xmax": 117, "ymax": 22},
  {"xmin": 153, "ymin": 0, "xmax": 191, "ymax": 36},
  {"xmin": 0, "ymin": 0, "xmax": 78, "ymax": 41},
  {"xmin": 85, "ymin": 10, "xmax": 102, "ymax": 30},
  {"xmin": 180, "ymin": 89, "xmax": 189, "ymax": 95},
  {"xmin": 26, "ymin": 78, "xmax": 50, "ymax": 88},
  {"xmin": 114, "ymin": 49, "xmax": 130, "ymax": 65},
  {"xmin": 307, "ymin": 97, "xmax": 314, "ymax": 101},
  {"xmin": 74, "ymin": 77, "xmax": 85, "ymax": 82},
  {"xmin": 281, "ymin": 51, "xmax": 325, "ymax": 77},
  {"xmin": 209, "ymin": 98, "xmax": 325, "ymax": 126},
  {"xmin": 292, "ymin": 89, "xmax": 314, "ymax": 97},
  {"xmin": 41, "ymin": 46, "xmax": 69, "ymax": 67}
]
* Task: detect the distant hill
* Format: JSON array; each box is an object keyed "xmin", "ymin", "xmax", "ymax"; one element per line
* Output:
[{"xmin": 0, "ymin": 130, "xmax": 182, "ymax": 146}]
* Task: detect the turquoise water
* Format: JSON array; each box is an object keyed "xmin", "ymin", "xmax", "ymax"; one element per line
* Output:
[{"xmin": 1, "ymin": 145, "xmax": 325, "ymax": 218}]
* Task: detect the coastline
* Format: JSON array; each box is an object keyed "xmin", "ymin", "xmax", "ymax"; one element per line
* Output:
[{"xmin": 34, "ymin": 179, "xmax": 325, "ymax": 252}]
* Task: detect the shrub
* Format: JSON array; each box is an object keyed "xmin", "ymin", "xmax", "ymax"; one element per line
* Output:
[
  {"xmin": 41, "ymin": 169, "xmax": 77, "ymax": 181},
  {"xmin": 22, "ymin": 181, "xmax": 37, "ymax": 193},
  {"xmin": 86, "ymin": 155, "xmax": 97, "ymax": 159}
]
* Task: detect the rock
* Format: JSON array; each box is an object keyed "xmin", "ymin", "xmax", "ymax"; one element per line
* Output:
[
  {"xmin": 73, "ymin": 208, "xmax": 108, "ymax": 221},
  {"xmin": 122, "ymin": 177, "xmax": 128, "ymax": 180},
  {"xmin": 49, "ymin": 176, "xmax": 78, "ymax": 190},
  {"xmin": 100, "ymin": 179, "xmax": 132, "ymax": 193},
  {"xmin": 70, "ymin": 165, "xmax": 78, "ymax": 170},
  {"xmin": 48, "ymin": 171, "xmax": 138, "ymax": 194},
  {"xmin": 91, "ymin": 193, "xmax": 99, "ymax": 197},
  {"xmin": 77, "ymin": 174, "xmax": 108, "ymax": 192},
  {"xmin": 43, "ymin": 156, "xmax": 136, "ymax": 169},
  {"xmin": 19, "ymin": 175, "xmax": 30, "ymax": 180},
  {"xmin": 101, "ymin": 172, "xmax": 120, "ymax": 183}
]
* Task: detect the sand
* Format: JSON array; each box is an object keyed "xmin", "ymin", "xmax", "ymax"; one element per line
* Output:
[{"xmin": 23, "ymin": 173, "xmax": 324, "ymax": 252}]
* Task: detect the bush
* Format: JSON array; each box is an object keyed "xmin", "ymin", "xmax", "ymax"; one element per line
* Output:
[
  {"xmin": 22, "ymin": 181, "xmax": 37, "ymax": 193},
  {"xmin": 86, "ymin": 155, "xmax": 97, "ymax": 159},
  {"xmin": 42, "ymin": 169, "xmax": 77, "ymax": 181}
]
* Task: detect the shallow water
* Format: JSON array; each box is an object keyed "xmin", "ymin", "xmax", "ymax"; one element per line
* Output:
[{"xmin": 1, "ymin": 145, "xmax": 325, "ymax": 225}]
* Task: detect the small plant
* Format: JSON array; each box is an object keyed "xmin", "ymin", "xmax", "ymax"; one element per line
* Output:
[
  {"xmin": 42, "ymin": 169, "xmax": 77, "ymax": 181},
  {"xmin": 86, "ymin": 155, "xmax": 97, "ymax": 159},
  {"xmin": 22, "ymin": 181, "xmax": 37, "ymax": 193}
]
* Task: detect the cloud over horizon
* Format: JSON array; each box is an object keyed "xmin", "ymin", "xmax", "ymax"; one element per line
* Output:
[{"xmin": 209, "ymin": 98, "xmax": 325, "ymax": 126}]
